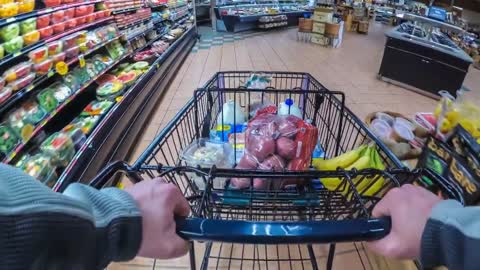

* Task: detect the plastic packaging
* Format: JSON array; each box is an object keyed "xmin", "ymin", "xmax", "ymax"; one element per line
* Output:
[
  {"xmin": 51, "ymin": 52, "xmax": 66, "ymax": 64},
  {"xmin": 51, "ymin": 10, "xmax": 64, "ymax": 24},
  {"xmin": 8, "ymin": 101, "xmax": 43, "ymax": 141},
  {"xmin": 17, "ymin": 153, "xmax": 57, "ymax": 184},
  {"xmin": 0, "ymin": 22, "xmax": 19, "ymax": 42},
  {"xmin": 75, "ymin": 16, "xmax": 86, "ymax": 25},
  {"xmin": 216, "ymin": 100, "xmax": 245, "ymax": 125},
  {"xmin": 40, "ymin": 132, "xmax": 75, "ymax": 167},
  {"xmin": 18, "ymin": 0, "xmax": 34, "ymax": 13},
  {"xmin": 47, "ymin": 41, "xmax": 63, "ymax": 55},
  {"xmin": 81, "ymin": 100, "xmax": 113, "ymax": 116},
  {"xmin": 43, "ymin": 0, "xmax": 61, "ymax": 7},
  {"xmin": 65, "ymin": 46, "xmax": 79, "ymax": 60},
  {"xmin": 9, "ymin": 72, "xmax": 35, "ymax": 91},
  {"xmin": 0, "ymin": 124, "xmax": 18, "ymax": 154},
  {"xmin": 62, "ymin": 34, "xmax": 78, "ymax": 49},
  {"xmin": 278, "ymin": 98, "xmax": 303, "ymax": 119},
  {"xmin": 0, "ymin": 3, "xmax": 18, "ymax": 18},
  {"xmin": 0, "ymin": 86, "xmax": 11, "ymax": 103},
  {"xmin": 19, "ymin": 18, "xmax": 36, "ymax": 35},
  {"xmin": 65, "ymin": 127, "xmax": 86, "ymax": 151},
  {"xmin": 370, "ymin": 119, "xmax": 391, "ymax": 139},
  {"xmin": 3, "ymin": 36, "xmax": 23, "ymax": 54},
  {"xmin": 32, "ymin": 58, "xmax": 53, "ymax": 75},
  {"xmin": 37, "ymin": 87, "xmax": 59, "ymax": 112},
  {"xmin": 75, "ymin": 5, "xmax": 90, "ymax": 17},
  {"xmin": 66, "ymin": 115, "xmax": 99, "ymax": 134},
  {"xmin": 38, "ymin": 26, "xmax": 53, "ymax": 39},
  {"xmin": 230, "ymin": 112, "xmax": 318, "ymax": 190},
  {"xmin": 180, "ymin": 138, "xmax": 234, "ymax": 189},
  {"xmin": 85, "ymin": 13, "xmax": 95, "ymax": 23},
  {"xmin": 64, "ymin": 8, "xmax": 75, "ymax": 19},
  {"xmin": 392, "ymin": 121, "xmax": 415, "ymax": 142},
  {"xmin": 37, "ymin": 14, "xmax": 51, "ymax": 29},
  {"xmin": 49, "ymin": 82, "xmax": 72, "ymax": 102},
  {"xmin": 3, "ymin": 61, "xmax": 32, "ymax": 83},
  {"xmin": 63, "ymin": 74, "xmax": 81, "ymax": 91},
  {"xmin": 28, "ymin": 46, "xmax": 48, "ymax": 63},
  {"xmin": 22, "ymin": 30, "xmax": 40, "ymax": 45},
  {"xmin": 52, "ymin": 22, "xmax": 65, "ymax": 34},
  {"xmin": 65, "ymin": 19, "xmax": 77, "ymax": 29},
  {"xmin": 96, "ymin": 80, "xmax": 124, "ymax": 100}
]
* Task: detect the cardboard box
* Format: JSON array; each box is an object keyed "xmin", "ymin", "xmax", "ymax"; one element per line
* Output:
[
  {"xmin": 313, "ymin": 12, "xmax": 333, "ymax": 23},
  {"xmin": 311, "ymin": 33, "xmax": 328, "ymax": 45},
  {"xmin": 312, "ymin": 22, "xmax": 325, "ymax": 34}
]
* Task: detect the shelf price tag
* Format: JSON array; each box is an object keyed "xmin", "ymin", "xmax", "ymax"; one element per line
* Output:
[
  {"xmin": 78, "ymin": 55, "xmax": 86, "ymax": 68},
  {"xmin": 55, "ymin": 61, "xmax": 69, "ymax": 76},
  {"xmin": 6, "ymin": 17, "xmax": 16, "ymax": 23}
]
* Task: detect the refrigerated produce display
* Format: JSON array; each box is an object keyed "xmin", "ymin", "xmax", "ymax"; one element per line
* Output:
[{"xmin": 0, "ymin": 0, "xmax": 197, "ymax": 190}]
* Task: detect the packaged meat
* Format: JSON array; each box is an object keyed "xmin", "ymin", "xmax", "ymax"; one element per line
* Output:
[
  {"xmin": 17, "ymin": 153, "xmax": 57, "ymax": 184},
  {"xmin": 18, "ymin": 0, "xmax": 34, "ymax": 13},
  {"xmin": 0, "ymin": 124, "xmax": 18, "ymax": 154},
  {"xmin": 19, "ymin": 18, "xmax": 36, "ymax": 35},
  {"xmin": 51, "ymin": 52, "xmax": 66, "ymax": 64},
  {"xmin": 37, "ymin": 86, "xmax": 59, "ymax": 112},
  {"xmin": 48, "ymin": 82, "xmax": 72, "ymax": 102},
  {"xmin": 3, "ymin": 36, "xmax": 23, "ymax": 54},
  {"xmin": 0, "ymin": 23, "xmax": 20, "ymax": 42},
  {"xmin": 9, "ymin": 72, "xmax": 35, "ymax": 91},
  {"xmin": 3, "ymin": 61, "xmax": 32, "ymax": 83},
  {"xmin": 65, "ymin": 46, "xmax": 79, "ymax": 60},
  {"xmin": 64, "ymin": 8, "xmax": 75, "ymax": 19},
  {"xmin": 52, "ymin": 22, "xmax": 65, "ymax": 34},
  {"xmin": 28, "ymin": 46, "xmax": 48, "ymax": 64},
  {"xmin": 0, "ymin": 86, "xmax": 12, "ymax": 103},
  {"xmin": 63, "ymin": 74, "xmax": 81, "ymax": 91},
  {"xmin": 22, "ymin": 30, "xmax": 40, "ymax": 45},
  {"xmin": 0, "ymin": 3, "xmax": 18, "ymax": 18},
  {"xmin": 51, "ymin": 10, "xmax": 64, "ymax": 24},
  {"xmin": 96, "ymin": 80, "xmax": 124, "ymax": 100},
  {"xmin": 47, "ymin": 40, "xmax": 63, "ymax": 55},
  {"xmin": 65, "ymin": 19, "xmax": 76, "ymax": 29},
  {"xmin": 43, "ymin": 0, "xmax": 61, "ymax": 7},
  {"xmin": 81, "ymin": 100, "xmax": 113, "ymax": 116},
  {"xmin": 40, "ymin": 132, "xmax": 75, "ymax": 167},
  {"xmin": 38, "ymin": 26, "xmax": 53, "ymax": 39},
  {"xmin": 37, "ymin": 14, "xmax": 51, "ymax": 29}
]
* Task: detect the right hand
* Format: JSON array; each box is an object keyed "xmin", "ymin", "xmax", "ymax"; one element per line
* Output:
[
  {"xmin": 366, "ymin": 184, "xmax": 441, "ymax": 260},
  {"xmin": 126, "ymin": 178, "xmax": 191, "ymax": 259}
]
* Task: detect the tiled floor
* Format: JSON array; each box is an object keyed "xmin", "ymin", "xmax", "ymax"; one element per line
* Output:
[{"xmin": 109, "ymin": 22, "xmax": 479, "ymax": 270}]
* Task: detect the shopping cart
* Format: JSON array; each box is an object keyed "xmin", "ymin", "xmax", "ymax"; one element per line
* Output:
[{"xmin": 87, "ymin": 72, "xmax": 462, "ymax": 270}]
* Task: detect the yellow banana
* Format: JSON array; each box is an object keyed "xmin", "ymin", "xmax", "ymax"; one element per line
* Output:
[
  {"xmin": 312, "ymin": 145, "xmax": 367, "ymax": 170},
  {"xmin": 357, "ymin": 148, "xmax": 386, "ymax": 197}
]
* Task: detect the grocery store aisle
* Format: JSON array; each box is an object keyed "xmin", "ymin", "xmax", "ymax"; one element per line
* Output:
[{"xmin": 109, "ymin": 23, "xmax": 479, "ymax": 270}]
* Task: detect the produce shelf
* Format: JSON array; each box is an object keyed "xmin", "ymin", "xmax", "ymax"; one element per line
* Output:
[
  {"xmin": 0, "ymin": 0, "xmax": 102, "ymax": 29},
  {"xmin": 0, "ymin": 33, "xmax": 123, "ymax": 116},
  {"xmin": 2, "ymin": 52, "xmax": 131, "ymax": 164},
  {"xmin": 53, "ymin": 25, "xmax": 197, "ymax": 190},
  {"xmin": 171, "ymin": 13, "xmax": 190, "ymax": 23},
  {"xmin": 118, "ymin": 18, "xmax": 152, "ymax": 30},
  {"xmin": 127, "ymin": 27, "xmax": 154, "ymax": 41},
  {"xmin": 133, "ymin": 27, "xmax": 169, "ymax": 53},
  {"xmin": 111, "ymin": 6, "xmax": 143, "ymax": 14}
]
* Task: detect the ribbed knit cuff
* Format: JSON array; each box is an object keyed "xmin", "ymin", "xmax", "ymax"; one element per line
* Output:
[{"xmin": 420, "ymin": 219, "xmax": 445, "ymax": 268}]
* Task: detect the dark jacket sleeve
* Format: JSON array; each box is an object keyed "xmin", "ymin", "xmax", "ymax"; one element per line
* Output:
[
  {"xmin": 421, "ymin": 200, "xmax": 480, "ymax": 270},
  {"xmin": 0, "ymin": 163, "xmax": 142, "ymax": 270}
]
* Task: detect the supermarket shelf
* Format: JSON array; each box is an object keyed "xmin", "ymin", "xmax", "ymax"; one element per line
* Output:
[
  {"xmin": 172, "ymin": 15, "xmax": 190, "ymax": 27},
  {"xmin": 0, "ymin": 32, "xmax": 121, "ymax": 116},
  {"xmin": 0, "ymin": 0, "xmax": 102, "ymax": 29},
  {"xmin": 2, "ymin": 52, "xmax": 131, "ymax": 164},
  {"xmin": 118, "ymin": 18, "xmax": 151, "ymax": 30},
  {"xmin": 112, "ymin": 6, "xmax": 143, "ymax": 14},
  {"xmin": 132, "ymin": 27, "xmax": 169, "ymax": 53},
  {"xmin": 45, "ymin": 17, "xmax": 114, "ymax": 43},
  {"xmin": 170, "ymin": 2, "xmax": 188, "ymax": 9},
  {"xmin": 149, "ymin": 3, "xmax": 169, "ymax": 8},
  {"xmin": 171, "ymin": 13, "xmax": 190, "ymax": 23},
  {"xmin": 66, "ymin": 34, "xmax": 123, "ymax": 66},
  {"xmin": 127, "ymin": 27, "xmax": 154, "ymax": 41},
  {"xmin": 54, "ymin": 25, "xmax": 197, "ymax": 191}
]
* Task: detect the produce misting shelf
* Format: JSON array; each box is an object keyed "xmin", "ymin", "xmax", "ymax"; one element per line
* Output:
[
  {"xmin": 2, "ymin": 51, "xmax": 132, "ymax": 164},
  {"xmin": 0, "ymin": 0, "xmax": 102, "ymax": 29},
  {"xmin": 54, "ymin": 25, "xmax": 197, "ymax": 189},
  {"xmin": 132, "ymin": 28, "xmax": 169, "ymax": 54},
  {"xmin": 0, "ymin": 33, "xmax": 124, "ymax": 116}
]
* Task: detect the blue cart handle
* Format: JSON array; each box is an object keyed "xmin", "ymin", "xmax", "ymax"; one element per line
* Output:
[{"xmin": 176, "ymin": 217, "xmax": 391, "ymax": 244}]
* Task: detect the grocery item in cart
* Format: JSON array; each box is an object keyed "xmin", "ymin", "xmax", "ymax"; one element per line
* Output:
[
  {"xmin": 0, "ymin": 124, "xmax": 18, "ymax": 154},
  {"xmin": 40, "ymin": 132, "xmax": 75, "ymax": 167},
  {"xmin": 180, "ymin": 138, "xmax": 234, "ymax": 189},
  {"xmin": 17, "ymin": 153, "xmax": 57, "ymax": 185}
]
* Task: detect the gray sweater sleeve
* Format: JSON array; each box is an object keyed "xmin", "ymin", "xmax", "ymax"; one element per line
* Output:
[
  {"xmin": 0, "ymin": 163, "xmax": 142, "ymax": 270},
  {"xmin": 421, "ymin": 200, "xmax": 480, "ymax": 270}
]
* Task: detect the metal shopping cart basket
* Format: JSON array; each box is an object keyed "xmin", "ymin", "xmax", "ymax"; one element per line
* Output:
[{"xmin": 87, "ymin": 71, "xmax": 466, "ymax": 270}]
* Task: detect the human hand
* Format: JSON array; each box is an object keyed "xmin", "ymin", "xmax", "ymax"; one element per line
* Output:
[
  {"xmin": 126, "ymin": 178, "xmax": 190, "ymax": 259},
  {"xmin": 366, "ymin": 184, "xmax": 441, "ymax": 259}
]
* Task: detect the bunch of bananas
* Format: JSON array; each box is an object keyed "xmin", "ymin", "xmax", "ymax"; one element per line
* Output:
[{"xmin": 312, "ymin": 145, "xmax": 386, "ymax": 197}]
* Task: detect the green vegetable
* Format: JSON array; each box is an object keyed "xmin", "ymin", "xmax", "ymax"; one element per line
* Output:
[
  {"xmin": 4, "ymin": 36, "xmax": 24, "ymax": 54},
  {"xmin": 0, "ymin": 23, "xmax": 20, "ymax": 42},
  {"xmin": 0, "ymin": 125, "xmax": 19, "ymax": 154},
  {"xmin": 20, "ymin": 18, "xmax": 36, "ymax": 35},
  {"xmin": 37, "ymin": 88, "xmax": 59, "ymax": 112},
  {"xmin": 132, "ymin": 61, "xmax": 149, "ymax": 70}
]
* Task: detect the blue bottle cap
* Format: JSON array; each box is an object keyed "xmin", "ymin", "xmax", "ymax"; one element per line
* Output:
[{"xmin": 285, "ymin": 98, "xmax": 294, "ymax": 106}]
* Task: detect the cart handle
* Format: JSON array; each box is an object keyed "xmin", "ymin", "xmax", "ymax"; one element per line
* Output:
[
  {"xmin": 176, "ymin": 217, "xmax": 391, "ymax": 244},
  {"xmin": 89, "ymin": 161, "xmax": 143, "ymax": 189}
]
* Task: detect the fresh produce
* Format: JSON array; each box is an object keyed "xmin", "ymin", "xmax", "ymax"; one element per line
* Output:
[
  {"xmin": 19, "ymin": 18, "xmax": 36, "ymax": 35},
  {"xmin": 71, "ymin": 66, "xmax": 91, "ymax": 85},
  {"xmin": 117, "ymin": 71, "xmax": 137, "ymax": 86},
  {"xmin": 63, "ymin": 74, "xmax": 81, "ymax": 91},
  {"xmin": 38, "ymin": 26, "xmax": 53, "ymax": 39},
  {"xmin": 65, "ymin": 19, "xmax": 76, "ymax": 29},
  {"xmin": 49, "ymin": 82, "xmax": 72, "ymax": 102},
  {"xmin": 43, "ymin": 0, "xmax": 61, "ymax": 7},
  {"xmin": 0, "ymin": 86, "xmax": 11, "ymax": 103},
  {"xmin": 37, "ymin": 14, "xmax": 51, "ymax": 29},
  {"xmin": 312, "ymin": 145, "xmax": 367, "ymax": 170},
  {"xmin": 96, "ymin": 73, "xmax": 117, "ymax": 86},
  {"xmin": 40, "ymin": 132, "xmax": 75, "ymax": 167},
  {"xmin": 65, "ymin": 46, "xmax": 79, "ymax": 59},
  {"xmin": 132, "ymin": 61, "xmax": 149, "ymax": 70},
  {"xmin": 28, "ymin": 46, "xmax": 48, "ymax": 63},
  {"xmin": 51, "ymin": 52, "xmax": 66, "ymax": 64},
  {"xmin": 62, "ymin": 34, "xmax": 78, "ymax": 49},
  {"xmin": 18, "ymin": 0, "xmax": 34, "ymax": 14},
  {"xmin": 0, "ymin": 125, "xmax": 18, "ymax": 154},
  {"xmin": 33, "ymin": 58, "xmax": 53, "ymax": 75},
  {"xmin": 66, "ymin": 115, "xmax": 100, "ymax": 134},
  {"xmin": 0, "ymin": 23, "xmax": 20, "ymax": 42},
  {"xmin": 64, "ymin": 8, "xmax": 75, "ymax": 19},
  {"xmin": 17, "ymin": 153, "xmax": 57, "ymax": 184},
  {"xmin": 81, "ymin": 100, "xmax": 113, "ymax": 116},
  {"xmin": 3, "ymin": 61, "xmax": 32, "ymax": 83},
  {"xmin": 51, "ymin": 10, "xmax": 64, "ymax": 24},
  {"xmin": 0, "ymin": 3, "xmax": 18, "ymax": 18},
  {"xmin": 75, "ymin": 16, "xmax": 86, "ymax": 25},
  {"xmin": 0, "ymin": 44, "xmax": 4, "ymax": 59},
  {"xmin": 8, "ymin": 101, "xmax": 43, "ymax": 141},
  {"xmin": 75, "ymin": 5, "xmax": 89, "ymax": 17},
  {"xmin": 96, "ymin": 81, "xmax": 124, "ymax": 100},
  {"xmin": 85, "ymin": 13, "xmax": 95, "ymax": 23},
  {"xmin": 37, "ymin": 87, "xmax": 58, "ymax": 112},
  {"xmin": 4, "ymin": 36, "xmax": 23, "ymax": 54},
  {"xmin": 23, "ymin": 30, "xmax": 40, "ymax": 45},
  {"xmin": 53, "ymin": 22, "xmax": 65, "ymax": 34},
  {"xmin": 47, "ymin": 41, "xmax": 63, "ymax": 55},
  {"xmin": 9, "ymin": 72, "xmax": 34, "ymax": 91}
]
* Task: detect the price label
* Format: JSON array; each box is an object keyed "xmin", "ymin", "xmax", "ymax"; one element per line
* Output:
[
  {"xmin": 55, "ymin": 61, "xmax": 69, "ymax": 75},
  {"xmin": 78, "ymin": 55, "xmax": 86, "ymax": 68},
  {"xmin": 6, "ymin": 17, "xmax": 16, "ymax": 23}
]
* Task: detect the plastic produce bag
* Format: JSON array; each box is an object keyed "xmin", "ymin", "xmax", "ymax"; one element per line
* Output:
[{"xmin": 230, "ymin": 111, "xmax": 318, "ymax": 190}]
